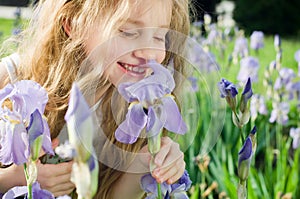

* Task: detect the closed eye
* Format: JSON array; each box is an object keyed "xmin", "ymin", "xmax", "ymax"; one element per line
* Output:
[
  {"xmin": 119, "ymin": 29, "xmax": 139, "ymax": 39},
  {"xmin": 154, "ymin": 36, "xmax": 165, "ymax": 42}
]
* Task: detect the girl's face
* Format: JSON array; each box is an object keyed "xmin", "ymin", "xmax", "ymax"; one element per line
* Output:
[{"xmin": 85, "ymin": 0, "xmax": 172, "ymax": 87}]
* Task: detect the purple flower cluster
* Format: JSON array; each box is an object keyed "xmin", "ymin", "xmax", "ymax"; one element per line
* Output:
[
  {"xmin": 2, "ymin": 182, "xmax": 54, "ymax": 199},
  {"xmin": 250, "ymin": 31, "xmax": 264, "ymax": 50},
  {"xmin": 289, "ymin": 127, "xmax": 300, "ymax": 149},
  {"xmin": 237, "ymin": 56, "xmax": 260, "ymax": 83},
  {"xmin": 0, "ymin": 80, "xmax": 53, "ymax": 165},
  {"xmin": 233, "ymin": 36, "xmax": 248, "ymax": 59},
  {"xmin": 141, "ymin": 170, "xmax": 192, "ymax": 199}
]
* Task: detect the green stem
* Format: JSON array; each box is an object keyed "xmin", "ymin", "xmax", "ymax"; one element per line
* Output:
[
  {"xmin": 240, "ymin": 126, "xmax": 245, "ymax": 144},
  {"xmin": 237, "ymin": 180, "xmax": 247, "ymax": 199},
  {"xmin": 233, "ymin": 110, "xmax": 240, "ymax": 124},
  {"xmin": 28, "ymin": 184, "xmax": 33, "ymax": 199},
  {"xmin": 232, "ymin": 110, "xmax": 245, "ymax": 143},
  {"xmin": 23, "ymin": 163, "xmax": 28, "ymax": 179},
  {"xmin": 157, "ymin": 183, "xmax": 162, "ymax": 199},
  {"xmin": 276, "ymin": 123, "xmax": 282, "ymax": 185},
  {"xmin": 23, "ymin": 163, "xmax": 32, "ymax": 199}
]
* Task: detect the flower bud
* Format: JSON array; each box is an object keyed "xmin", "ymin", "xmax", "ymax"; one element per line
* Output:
[
  {"xmin": 238, "ymin": 137, "xmax": 253, "ymax": 181},
  {"xmin": 240, "ymin": 78, "xmax": 253, "ymax": 113}
]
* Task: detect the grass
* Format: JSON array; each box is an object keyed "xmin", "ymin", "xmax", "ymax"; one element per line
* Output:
[{"xmin": 0, "ymin": 18, "xmax": 15, "ymax": 43}]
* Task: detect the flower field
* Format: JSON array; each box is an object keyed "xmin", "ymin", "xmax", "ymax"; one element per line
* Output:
[
  {"xmin": 178, "ymin": 16, "xmax": 300, "ymax": 198},
  {"xmin": 1, "ymin": 11, "xmax": 300, "ymax": 198}
]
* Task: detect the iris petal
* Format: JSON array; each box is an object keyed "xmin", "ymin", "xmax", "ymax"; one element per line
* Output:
[
  {"xmin": 12, "ymin": 123, "xmax": 30, "ymax": 165},
  {"xmin": 0, "ymin": 83, "xmax": 14, "ymax": 105},
  {"xmin": 118, "ymin": 61, "xmax": 175, "ymax": 103},
  {"xmin": 41, "ymin": 119, "xmax": 54, "ymax": 155},
  {"xmin": 115, "ymin": 103, "xmax": 147, "ymax": 144},
  {"xmin": 146, "ymin": 106, "xmax": 164, "ymax": 137},
  {"xmin": 2, "ymin": 186, "xmax": 28, "ymax": 199},
  {"xmin": 238, "ymin": 137, "xmax": 253, "ymax": 163},
  {"xmin": 0, "ymin": 121, "xmax": 13, "ymax": 164},
  {"xmin": 65, "ymin": 83, "xmax": 90, "ymax": 124},
  {"xmin": 161, "ymin": 97, "xmax": 187, "ymax": 134},
  {"xmin": 14, "ymin": 80, "xmax": 48, "ymax": 114},
  {"xmin": 65, "ymin": 83, "xmax": 94, "ymax": 160},
  {"xmin": 27, "ymin": 109, "xmax": 44, "ymax": 146},
  {"xmin": 32, "ymin": 182, "xmax": 55, "ymax": 199}
]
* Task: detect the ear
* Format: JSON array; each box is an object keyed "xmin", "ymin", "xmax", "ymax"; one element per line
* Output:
[{"xmin": 62, "ymin": 18, "xmax": 72, "ymax": 37}]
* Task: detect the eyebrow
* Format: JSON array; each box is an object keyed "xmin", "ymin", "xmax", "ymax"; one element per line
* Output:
[{"xmin": 126, "ymin": 19, "xmax": 170, "ymax": 28}]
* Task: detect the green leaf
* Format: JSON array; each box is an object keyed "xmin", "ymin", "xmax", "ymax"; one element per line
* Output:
[{"xmin": 189, "ymin": 185, "xmax": 199, "ymax": 199}]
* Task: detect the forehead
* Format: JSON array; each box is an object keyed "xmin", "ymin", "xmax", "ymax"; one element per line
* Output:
[{"xmin": 128, "ymin": 0, "xmax": 173, "ymax": 26}]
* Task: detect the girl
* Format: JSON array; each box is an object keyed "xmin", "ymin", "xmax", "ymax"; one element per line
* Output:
[{"xmin": 0, "ymin": 0, "xmax": 191, "ymax": 198}]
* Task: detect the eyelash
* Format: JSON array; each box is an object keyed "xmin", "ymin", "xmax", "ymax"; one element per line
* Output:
[
  {"xmin": 119, "ymin": 29, "xmax": 166, "ymax": 42},
  {"xmin": 119, "ymin": 29, "xmax": 139, "ymax": 39},
  {"xmin": 154, "ymin": 37, "xmax": 165, "ymax": 42}
]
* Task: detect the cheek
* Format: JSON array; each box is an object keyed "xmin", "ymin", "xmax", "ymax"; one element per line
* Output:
[{"xmin": 157, "ymin": 50, "xmax": 166, "ymax": 64}]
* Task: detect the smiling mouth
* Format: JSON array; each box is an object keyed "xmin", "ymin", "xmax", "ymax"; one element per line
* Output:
[{"xmin": 117, "ymin": 62, "xmax": 147, "ymax": 75}]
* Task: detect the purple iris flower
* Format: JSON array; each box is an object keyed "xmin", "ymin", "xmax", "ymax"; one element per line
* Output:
[
  {"xmin": 218, "ymin": 79, "xmax": 238, "ymax": 98},
  {"xmin": 291, "ymin": 81, "xmax": 300, "ymax": 101},
  {"xmin": 294, "ymin": 50, "xmax": 300, "ymax": 63},
  {"xmin": 141, "ymin": 170, "xmax": 191, "ymax": 199},
  {"xmin": 233, "ymin": 36, "xmax": 248, "ymax": 58},
  {"xmin": 188, "ymin": 45, "xmax": 219, "ymax": 73},
  {"xmin": 238, "ymin": 137, "xmax": 253, "ymax": 181},
  {"xmin": 204, "ymin": 25, "xmax": 219, "ymax": 46},
  {"xmin": 274, "ymin": 68, "xmax": 295, "ymax": 91},
  {"xmin": 237, "ymin": 56, "xmax": 259, "ymax": 83},
  {"xmin": 269, "ymin": 102, "xmax": 290, "ymax": 125},
  {"xmin": 115, "ymin": 60, "xmax": 187, "ymax": 144},
  {"xmin": 240, "ymin": 78, "xmax": 253, "ymax": 113},
  {"xmin": 0, "ymin": 80, "xmax": 53, "ymax": 165},
  {"xmin": 250, "ymin": 94, "xmax": 268, "ymax": 120},
  {"xmin": 2, "ymin": 181, "xmax": 54, "ymax": 199},
  {"xmin": 188, "ymin": 76, "xmax": 198, "ymax": 92},
  {"xmin": 217, "ymin": 78, "xmax": 238, "ymax": 111},
  {"xmin": 250, "ymin": 31, "xmax": 264, "ymax": 50},
  {"xmin": 65, "ymin": 83, "xmax": 99, "ymax": 198},
  {"xmin": 289, "ymin": 127, "xmax": 300, "ymax": 149}
]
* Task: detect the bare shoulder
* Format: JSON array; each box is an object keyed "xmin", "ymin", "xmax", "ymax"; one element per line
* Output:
[{"xmin": 0, "ymin": 61, "xmax": 9, "ymax": 88}]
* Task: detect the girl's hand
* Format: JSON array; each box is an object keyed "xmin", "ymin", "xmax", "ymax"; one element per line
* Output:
[
  {"xmin": 37, "ymin": 160, "xmax": 75, "ymax": 197},
  {"xmin": 35, "ymin": 138, "xmax": 75, "ymax": 196},
  {"xmin": 151, "ymin": 136, "xmax": 185, "ymax": 184},
  {"xmin": 125, "ymin": 136, "xmax": 185, "ymax": 184}
]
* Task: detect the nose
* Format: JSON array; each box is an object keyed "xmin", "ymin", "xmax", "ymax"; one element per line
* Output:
[
  {"xmin": 133, "ymin": 48, "xmax": 166, "ymax": 63},
  {"xmin": 133, "ymin": 48, "xmax": 156, "ymax": 60}
]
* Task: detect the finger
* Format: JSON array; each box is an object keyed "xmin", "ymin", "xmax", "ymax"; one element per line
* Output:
[
  {"xmin": 40, "ymin": 173, "xmax": 74, "ymax": 195},
  {"xmin": 51, "ymin": 184, "xmax": 75, "ymax": 197},
  {"xmin": 152, "ymin": 154, "xmax": 184, "ymax": 183},
  {"xmin": 51, "ymin": 180, "xmax": 75, "ymax": 193},
  {"xmin": 45, "ymin": 181, "xmax": 74, "ymax": 194},
  {"xmin": 154, "ymin": 160, "xmax": 185, "ymax": 184},
  {"xmin": 154, "ymin": 141, "xmax": 183, "ymax": 172},
  {"xmin": 154, "ymin": 137, "xmax": 172, "ymax": 166},
  {"xmin": 53, "ymin": 189, "xmax": 75, "ymax": 198},
  {"xmin": 165, "ymin": 160, "xmax": 185, "ymax": 184},
  {"xmin": 51, "ymin": 172, "xmax": 72, "ymax": 185},
  {"xmin": 38, "ymin": 161, "xmax": 73, "ymax": 177}
]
